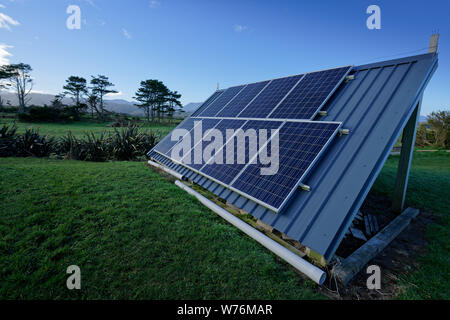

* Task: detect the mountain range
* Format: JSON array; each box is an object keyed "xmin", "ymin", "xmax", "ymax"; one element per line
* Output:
[
  {"xmin": 0, "ymin": 91, "xmax": 429, "ymax": 121},
  {"xmin": 0, "ymin": 91, "xmax": 204, "ymax": 117}
]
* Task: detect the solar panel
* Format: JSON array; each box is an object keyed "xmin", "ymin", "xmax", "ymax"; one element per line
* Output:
[
  {"xmin": 180, "ymin": 118, "xmax": 246, "ymax": 170},
  {"xmin": 216, "ymin": 81, "xmax": 270, "ymax": 117},
  {"xmin": 200, "ymin": 120, "xmax": 283, "ymax": 184},
  {"xmin": 197, "ymin": 85, "xmax": 246, "ymax": 117},
  {"xmin": 152, "ymin": 117, "xmax": 197, "ymax": 156},
  {"xmin": 150, "ymin": 65, "xmax": 352, "ymax": 213},
  {"xmin": 230, "ymin": 121, "xmax": 341, "ymax": 212},
  {"xmin": 237, "ymin": 75, "xmax": 303, "ymax": 118},
  {"xmin": 269, "ymin": 66, "xmax": 351, "ymax": 120},
  {"xmin": 155, "ymin": 118, "xmax": 220, "ymax": 159},
  {"xmin": 191, "ymin": 90, "xmax": 224, "ymax": 116}
]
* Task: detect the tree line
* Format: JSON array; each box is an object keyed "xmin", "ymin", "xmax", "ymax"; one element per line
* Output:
[
  {"xmin": 0, "ymin": 63, "xmax": 182, "ymax": 122},
  {"xmin": 415, "ymin": 110, "xmax": 449, "ymax": 149}
]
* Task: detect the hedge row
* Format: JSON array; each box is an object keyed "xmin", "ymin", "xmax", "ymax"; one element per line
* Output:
[{"xmin": 0, "ymin": 124, "xmax": 160, "ymax": 161}]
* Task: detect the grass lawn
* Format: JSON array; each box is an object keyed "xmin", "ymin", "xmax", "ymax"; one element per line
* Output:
[
  {"xmin": 0, "ymin": 117, "xmax": 178, "ymax": 137},
  {"xmin": 0, "ymin": 158, "xmax": 322, "ymax": 299},
  {"xmin": 0, "ymin": 151, "xmax": 448, "ymax": 299}
]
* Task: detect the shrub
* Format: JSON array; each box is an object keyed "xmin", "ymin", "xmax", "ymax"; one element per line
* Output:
[
  {"xmin": 18, "ymin": 105, "xmax": 71, "ymax": 122},
  {"xmin": 81, "ymin": 132, "xmax": 110, "ymax": 162},
  {"xmin": 0, "ymin": 123, "xmax": 18, "ymax": 157},
  {"xmin": 427, "ymin": 110, "xmax": 450, "ymax": 149},
  {"xmin": 16, "ymin": 128, "xmax": 56, "ymax": 157},
  {"xmin": 57, "ymin": 131, "xmax": 85, "ymax": 160},
  {"xmin": 1, "ymin": 123, "xmax": 160, "ymax": 161},
  {"xmin": 58, "ymin": 131, "xmax": 109, "ymax": 162},
  {"xmin": 139, "ymin": 130, "xmax": 160, "ymax": 156},
  {"xmin": 110, "ymin": 125, "xmax": 159, "ymax": 161},
  {"xmin": 415, "ymin": 124, "xmax": 434, "ymax": 147},
  {"xmin": 0, "ymin": 106, "xmax": 19, "ymax": 113}
]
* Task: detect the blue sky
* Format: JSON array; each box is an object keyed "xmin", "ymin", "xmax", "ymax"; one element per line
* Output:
[{"xmin": 0, "ymin": 0, "xmax": 449, "ymax": 115}]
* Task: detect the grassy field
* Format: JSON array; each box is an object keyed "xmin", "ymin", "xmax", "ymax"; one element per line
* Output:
[
  {"xmin": 0, "ymin": 119, "xmax": 448, "ymax": 299},
  {"xmin": 0, "ymin": 158, "xmax": 322, "ymax": 299},
  {"xmin": 0, "ymin": 117, "xmax": 178, "ymax": 137}
]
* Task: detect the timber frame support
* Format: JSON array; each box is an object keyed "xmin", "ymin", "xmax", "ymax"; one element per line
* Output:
[{"xmin": 392, "ymin": 97, "xmax": 422, "ymax": 213}]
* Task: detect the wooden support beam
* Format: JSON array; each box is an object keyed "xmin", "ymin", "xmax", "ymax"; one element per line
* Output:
[
  {"xmin": 392, "ymin": 99, "xmax": 422, "ymax": 213},
  {"xmin": 331, "ymin": 207, "xmax": 420, "ymax": 285}
]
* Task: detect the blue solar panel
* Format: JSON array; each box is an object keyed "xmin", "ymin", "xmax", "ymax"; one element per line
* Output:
[
  {"xmin": 237, "ymin": 75, "xmax": 303, "ymax": 118},
  {"xmin": 197, "ymin": 85, "xmax": 246, "ymax": 117},
  {"xmin": 216, "ymin": 81, "xmax": 270, "ymax": 117},
  {"xmin": 181, "ymin": 119, "xmax": 246, "ymax": 171},
  {"xmin": 159, "ymin": 118, "xmax": 220, "ymax": 160},
  {"xmin": 150, "ymin": 65, "xmax": 352, "ymax": 213},
  {"xmin": 200, "ymin": 120, "xmax": 283, "ymax": 184},
  {"xmin": 269, "ymin": 66, "xmax": 351, "ymax": 120},
  {"xmin": 230, "ymin": 121, "xmax": 341, "ymax": 211},
  {"xmin": 191, "ymin": 90, "xmax": 224, "ymax": 116},
  {"xmin": 152, "ymin": 117, "xmax": 197, "ymax": 156}
]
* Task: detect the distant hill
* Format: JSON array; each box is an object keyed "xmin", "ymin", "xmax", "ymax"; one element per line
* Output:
[
  {"xmin": 102, "ymin": 99, "xmax": 144, "ymax": 116},
  {"xmin": 2, "ymin": 91, "xmax": 427, "ymax": 122},
  {"xmin": 0, "ymin": 91, "xmax": 144, "ymax": 116},
  {"xmin": 183, "ymin": 102, "xmax": 202, "ymax": 113}
]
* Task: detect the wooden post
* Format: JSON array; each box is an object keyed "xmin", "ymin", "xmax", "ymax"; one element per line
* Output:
[{"xmin": 392, "ymin": 99, "xmax": 421, "ymax": 213}]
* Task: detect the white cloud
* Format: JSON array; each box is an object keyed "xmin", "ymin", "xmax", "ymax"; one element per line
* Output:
[
  {"xmin": 106, "ymin": 91, "xmax": 123, "ymax": 97},
  {"xmin": 122, "ymin": 28, "xmax": 132, "ymax": 39},
  {"xmin": 0, "ymin": 12, "xmax": 20, "ymax": 31},
  {"xmin": 0, "ymin": 43, "xmax": 13, "ymax": 65},
  {"xmin": 0, "ymin": 5, "xmax": 5, "ymax": 9},
  {"xmin": 234, "ymin": 24, "xmax": 247, "ymax": 33},
  {"xmin": 150, "ymin": 0, "xmax": 160, "ymax": 8}
]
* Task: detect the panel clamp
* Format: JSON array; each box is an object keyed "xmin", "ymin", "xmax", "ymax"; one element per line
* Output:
[
  {"xmin": 298, "ymin": 183, "xmax": 311, "ymax": 192},
  {"xmin": 344, "ymin": 75, "xmax": 355, "ymax": 82},
  {"xmin": 339, "ymin": 128, "xmax": 350, "ymax": 135}
]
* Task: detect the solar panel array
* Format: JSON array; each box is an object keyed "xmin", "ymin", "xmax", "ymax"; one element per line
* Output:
[{"xmin": 150, "ymin": 65, "xmax": 351, "ymax": 212}]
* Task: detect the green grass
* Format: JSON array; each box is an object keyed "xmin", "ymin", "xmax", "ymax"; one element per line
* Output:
[
  {"xmin": 0, "ymin": 158, "xmax": 322, "ymax": 299},
  {"xmin": 0, "ymin": 117, "xmax": 178, "ymax": 137},
  {"xmin": 371, "ymin": 151, "xmax": 450, "ymax": 299},
  {"xmin": 0, "ymin": 151, "xmax": 448, "ymax": 299}
]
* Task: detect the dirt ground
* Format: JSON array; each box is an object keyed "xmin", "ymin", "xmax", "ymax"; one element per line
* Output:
[{"xmin": 319, "ymin": 192, "xmax": 432, "ymax": 300}]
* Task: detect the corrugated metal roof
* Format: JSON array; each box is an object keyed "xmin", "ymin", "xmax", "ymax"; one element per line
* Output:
[{"xmin": 149, "ymin": 53, "xmax": 438, "ymax": 261}]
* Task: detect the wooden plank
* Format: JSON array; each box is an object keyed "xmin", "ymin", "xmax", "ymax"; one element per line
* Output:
[
  {"xmin": 392, "ymin": 99, "xmax": 421, "ymax": 213},
  {"xmin": 331, "ymin": 207, "xmax": 419, "ymax": 285}
]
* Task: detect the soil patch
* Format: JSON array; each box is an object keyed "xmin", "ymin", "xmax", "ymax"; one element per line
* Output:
[{"xmin": 321, "ymin": 191, "xmax": 432, "ymax": 300}]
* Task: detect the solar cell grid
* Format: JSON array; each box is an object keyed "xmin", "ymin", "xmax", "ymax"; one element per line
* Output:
[
  {"xmin": 197, "ymin": 85, "xmax": 246, "ymax": 117},
  {"xmin": 216, "ymin": 81, "xmax": 270, "ymax": 117},
  {"xmin": 182, "ymin": 119, "xmax": 246, "ymax": 170},
  {"xmin": 230, "ymin": 121, "xmax": 341, "ymax": 211},
  {"xmin": 269, "ymin": 66, "xmax": 351, "ymax": 120},
  {"xmin": 166, "ymin": 118, "xmax": 221, "ymax": 166},
  {"xmin": 150, "ymin": 66, "xmax": 352, "ymax": 212},
  {"xmin": 200, "ymin": 120, "xmax": 283, "ymax": 184},
  {"xmin": 152, "ymin": 117, "xmax": 197, "ymax": 156},
  {"xmin": 191, "ymin": 90, "xmax": 224, "ymax": 116},
  {"xmin": 237, "ymin": 75, "xmax": 303, "ymax": 118}
]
